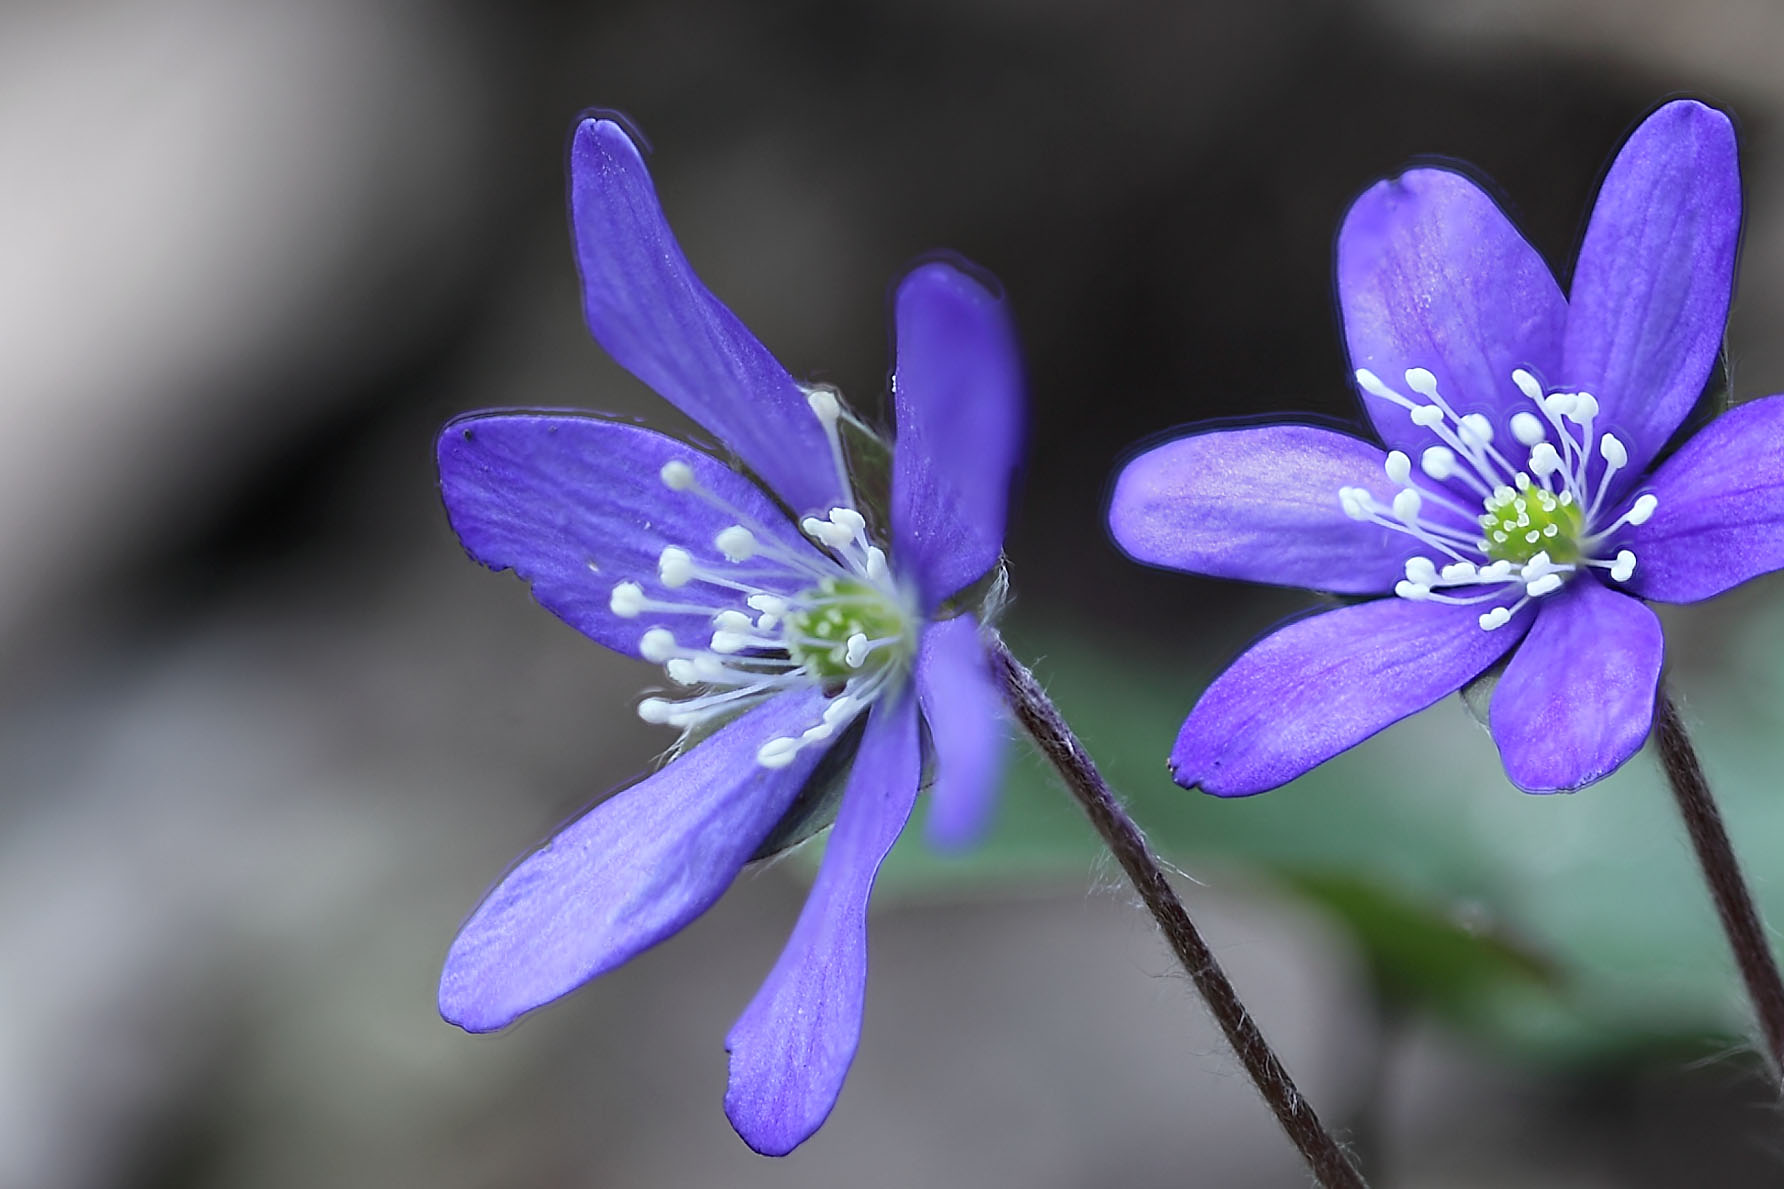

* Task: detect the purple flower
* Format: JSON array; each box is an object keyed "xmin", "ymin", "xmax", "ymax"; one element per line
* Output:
[
  {"xmin": 1109, "ymin": 99, "xmax": 1783, "ymax": 796},
  {"xmin": 435, "ymin": 118, "xmax": 1022, "ymax": 1154}
]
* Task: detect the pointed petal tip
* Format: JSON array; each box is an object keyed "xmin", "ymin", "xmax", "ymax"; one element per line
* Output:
[{"xmin": 723, "ymin": 1086, "xmax": 825, "ymax": 1157}]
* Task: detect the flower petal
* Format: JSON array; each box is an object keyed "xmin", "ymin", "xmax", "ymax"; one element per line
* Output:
[
  {"xmin": 1108, "ymin": 424, "xmax": 1430, "ymax": 594},
  {"xmin": 1561, "ymin": 100, "xmax": 1740, "ymax": 479},
  {"xmin": 890, "ymin": 260, "xmax": 1024, "ymax": 610},
  {"xmin": 1173, "ymin": 598, "xmax": 1526, "ymax": 796},
  {"xmin": 1489, "ymin": 578, "xmax": 1662, "ymax": 792},
  {"xmin": 438, "ymin": 687, "xmax": 832, "ymax": 1033},
  {"xmin": 724, "ymin": 694, "xmax": 921, "ymax": 1156},
  {"xmin": 1337, "ymin": 168, "xmax": 1567, "ymax": 459},
  {"xmin": 437, "ymin": 412, "xmax": 825, "ymax": 657},
  {"xmin": 1617, "ymin": 394, "xmax": 1784, "ymax": 603},
  {"xmin": 915, "ymin": 614, "xmax": 1004, "ymax": 849},
  {"xmin": 568, "ymin": 118, "xmax": 839, "ymax": 515}
]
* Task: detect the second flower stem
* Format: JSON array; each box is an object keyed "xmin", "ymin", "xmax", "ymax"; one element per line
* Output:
[
  {"xmin": 989, "ymin": 638, "xmax": 1365, "ymax": 1189},
  {"xmin": 1655, "ymin": 684, "xmax": 1784, "ymax": 1079}
]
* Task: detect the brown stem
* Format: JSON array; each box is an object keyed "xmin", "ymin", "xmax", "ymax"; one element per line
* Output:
[
  {"xmin": 989, "ymin": 638, "xmax": 1366, "ymax": 1188},
  {"xmin": 1655, "ymin": 684, "xmax": 1784, "ymax": 1079}
]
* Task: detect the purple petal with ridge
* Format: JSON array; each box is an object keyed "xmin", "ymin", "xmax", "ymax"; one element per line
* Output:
[
  {"xmin": 1108, "ymin": 424, "xmax": 1436, "ymax": 594},
  {"xmin": 1489, "ymin": 578, "xmax": 1662, "ymax": 792},
  {"xmin": 1619, "ymin": 394, "xmax": 1784, "ymax": 603},
  {"xmin": 569, "ymin": 119, "xmax": 839, "ymax": 516},
  {"xmin": 1337, "ymin": 168, "xmax": 1566, "ymax": 460},
  {"xmin": 1562, "ymin": 100, "xmax": 1740, "ymax": 483},
  {"xmin": 890, "ymin": 261, "xmax": 1024, "ymax": 611},
  {"xmin": 915, "ymin": 614, "xmax": 1004, "ymax": 849},
  {"xmin": 439, "ymin": 687, "xmax": 832, "ymax": 1033},
  {"xmin": 725, "ymin": 694, "xmax": 921, "ymax": 1156},
  {"xmin": 1173, "ymin": 598, "xmax": 1526, "ymax": 796},
  {"xmin": 438, "ymin": 413, "xmax": 826, "ymax": 657}
]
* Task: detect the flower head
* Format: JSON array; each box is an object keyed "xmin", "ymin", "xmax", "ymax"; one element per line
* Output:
[
  {"xmin": 1109, "ymin": 99, "xmax": 1784, "ymax": 795},
  {"xmin": 436, "ymin": 117, "xmax": 1023, "ymax": 1154}
]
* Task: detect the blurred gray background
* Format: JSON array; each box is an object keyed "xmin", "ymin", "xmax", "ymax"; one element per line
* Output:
[{"xmin": 9, "ymin": 0, "xmax": 1784, "ymax": 1185}]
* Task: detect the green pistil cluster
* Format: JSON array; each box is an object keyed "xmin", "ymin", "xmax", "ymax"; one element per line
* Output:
[
  {"xmin": 1479, "ymin": 475, "xmax": 1583, "ymax": 564},
  {"xmin": 786, "ymin": 576, "xmax": 912, "ymax": 680}
]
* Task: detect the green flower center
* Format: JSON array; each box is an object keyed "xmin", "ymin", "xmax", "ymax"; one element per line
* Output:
[
  {"xmin": 1479, "ymin": 476, "xmax": 1584, "ymax": 564},
  {"xmin": 786, "ymin": 575, "xmax": 914, "ymax": 681}
]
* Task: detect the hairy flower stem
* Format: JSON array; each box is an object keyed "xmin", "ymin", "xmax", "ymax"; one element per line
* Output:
[
  {"xmin": 1655, "ymin": 686, "xmax": 1784, "ymax": 1081},
  {"xmin": 989, "ymin": 638, "xmax": 1366, "ymax": 1188}
]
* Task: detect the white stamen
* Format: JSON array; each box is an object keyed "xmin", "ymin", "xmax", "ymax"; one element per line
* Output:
[
  {"xmin": 715, "ymin": 525, "xmax": 758, "ymax": 562},
  {"xmin": 1354, "ymin": 368, "xmax": 1398, "ymax": 401},
  {"xmin": 610, "ymin": 581, "xmax": 646, "ymax": 618},
  {"xmin": 710, "ymin": 629, "xmax": 758, "ymax": 654},
  {"xmin": 1610, "ymin": 550, "xmax": 1637, "ymax": 582},
  {"xmin": 1404, "ymin": 367, "xmax": 1439, "ymax": 397},
  {"xmin": 1479, "ymin": 606, "xmax": 1513, "ymax": 630},
  {"xmin": 844, "ymin": 632, "xmax": 871, "ymax": 668},
  {"xmin": 865, "ymin": 546, "xmax": 890, "ymax": 584},
  {"xmin": 640, "ymin": 628, "xmax": 678, "ymax": 663},
  {"xmin": 1394, "ymin": 580, "xmax": 1431, "ymax": 600},
  {"xmin": 1392, "ymin": 488, "xmax": 1422, "ymax": 522},
  {"xmin": 1459, "ymin": 413, "xmax": 1495, "ymax": 447},
  {"xmin": 1566, "ymin": 392, "xmax": 1599, "ymax": 424},
  {"xmin": 1510, "ymin": 411, "xmax": 1546, "ymax": 446},
  {"xmin": 1410, "ymin": 405, "xmax": 1446, "ymax": 428},
  {"xmin": 1405, "ymin": 557, "xmax": 1439, "ymax": 585},
  {"xmin": 665, "ymin": 658, "xmax": 700, "ymax": 685},
  {"xmin": 638, "ymin": 697, "xmax": 677, "ymax": 724},
  {"xmin": 1511, "ymin": 369, "xmax": 1544, "ymax": 401},
  {"xmin": 829, "ymin": 507, "xmax": 866, "ymax": 537},
  {"xmin": 1626, "ymin": 494, "xmax": 1658, "ymax": 526},
  {"xmin": 1440, "ymin": 561, "xmax": 1479, "ymax": 582},
  {"xmin": 658, "ymin": 546, "xmax": 695, "ymax": 588},
  {"xmin": 660, "ymin": 460, "xmax": 697, "ymax": 491},
  {"xmin": 1420, "ymin": 445, "xmax": 1457, "ymax": 480},
  {"xmin": 806, "ymin": 388, "xmax": 841, "ymax": 424},
  {"xmin": 1529, "ymin": 442, "xmax": 1563, "ymax": 477},
  {"xmin": 757, "ymin": 736, "xmax": 802, "ymax": 769},
  {"xmin": 712, "ymin": 609, "xmax": 754, "ymax": 633},
  {"xmin": 1598, "ymin": 433, "xmax": 1628, "ymax": 469},
  {"xmin": 1526, "ymin": 573, "xmax": 1564, "ymax": 597},
  {"xmin": 1385, "ymin": 451, "xmax": 1412, "ymax": 484},
  {"xmin": 1339, "ymin": 487, "xmax": 1372, "ymax": 521}
]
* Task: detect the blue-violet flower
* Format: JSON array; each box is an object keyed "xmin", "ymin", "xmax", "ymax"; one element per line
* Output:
[
  {"xmin": 436, "ymin": 117, "xmax": 1022, "ymax": 1154},
  {"xmin": 1109, "ymin": 99, "xmax": 1784, "ymax": 795}
]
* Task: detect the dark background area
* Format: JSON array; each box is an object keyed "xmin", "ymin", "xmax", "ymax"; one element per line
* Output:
[{"xmin": 9, "ymin": 0, "xmax": 1784, "ymax": 1185}]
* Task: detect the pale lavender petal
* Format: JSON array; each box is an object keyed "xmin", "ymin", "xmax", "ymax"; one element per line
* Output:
[
  {"xmin": 1618, "ymin": 395, "xmax": 1784, "ymax": 603},
  {"xmin": 725, "ymin": 695, "xmax": 921, "ymax": 1156},
  {"xmin": 915, "ymin": 614, "xmax": 1004, "ymax": 849},
  {"xmin": 1562, "ymin": 100, "xmax": 1740, "ymax": 480},
  {"xmin": 439, "ymin": 687, "xmax": 832, "ymax": 1033},
  {"xmin": 890, "ymin": 261, "xmax": 1024, "ymax": 610},
  {"xmin": 437, "ymin": 412, "xmax": 826, "ymax": 657},
  {"xmin": 1338, "ymin": 168, "xmax": 1567, "ymax": 460},
  {"xmin": 1490, "ymin": 578, "xmax": 1662, "ymax": 792},
  {"xmin": 569, "ymin": 119, "xmax": 839, "ymax": 516},
  {"xmin": 1108, "ymin": 424, "xmax": 1438, "ymax": 595},
  {"xmin": 1173, "ymin": 599, "xmax": 1526, "ymax": 796}
]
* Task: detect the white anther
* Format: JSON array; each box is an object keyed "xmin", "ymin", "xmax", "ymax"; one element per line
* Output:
[
  {"xmin": 1524, "ymin": 549, "xmax": 1555, "ymax": 577},
  {"xmin": 610, "ymin": 581, "xmax": 646, "ymax": 618},
  {"xmin": 1339, "ymin": 487, "xmax": 1371, "ymax": 521},
  {"xmin": 638, "ymin": 697, "xmax": 677, "ymax": 725},
  {"xmin": 1626, "ymin": 494, "xmax": 1658, "ymax": 526},
  {"xmin": 1410, "ymin": 405, "xmax": 1446, "ymax": 428},
  {"xmin": 1543, "ymin": 392, "xmax": 1578, "ymax": 418},
  {"xmin": 658, "ymin": 546, "xmax": 695, "ymax": 587},
  {"xmin": 747, "ymin": 593, "xmax": 788, "ymax": 615},
  {"xmin": 844, "ymin": 632, "xmax": 871, "ymax": 668},
  {"xmin": 1404, "ymin": 368, "xmax": 1439, "ymax": 397},
  {"xmin": 1441, "ymin": 561, "xmax": 1479, "ymax": 582},
  {"xmin": 1392, "ymin": 488, "xmax": 1422, "ymax": 522},
  {"xmin": 1478, "ymin": 559, "xmax": 1515, "ymax": 582},
  {"xmin": 710, "ymin": 629, "xmax": 754, "ymax": 654},
  {"xmin": 1598, "ymin": 433, "xmax": 1628, "ymax": 468},
  {"xmin": 660, "ymin": 460, "xmax": 697, "ymax": 491},
  {"xmin": 1480, "ymin": 606, "xmax": 1513, "ymax": 630},
  {"xmin": 828, "ymin": 507, "xmax": 867, "ymax": 536},
  {"xmin": 1420, "ymin": 445, "xmax": 1457, "ymax": 479},
  {"xmin": 1510, "ymin": 411, "xmax": 1546, "ymax": 446},
  {"xmin": 640, "ymin": 628, "xmax": 678, "ymax": 663},
  {"xmin": 822, "ymin": 696, "xmax": 858, "ymax": 726},
  {"xmin": 757, "ymin": 736, "xmax": 802, "ymax": 769},
  {"xmin": 1459, "ymin": 413, "xmax": 1495, "ymax": 446},
  {"xmin": 1529, "ymin": 442, "xmax": 1562, "ymax": 477},
  {"xmin": 1405, "ymin": 557, "xmax": 1438, "ymax": 585},
  {"xmin": 666, "ymin": 658, "xmax": 701, "ymax": 685},
  {"xmin": 712, "ymin": 609, "xmax": 754, "ymax": 633},
  {"xmin": 1384, "ymin": 451, "xmax": 1412, "ymax": 484},
  {"xmin": 755, "ymin": 613, "xmax": 780, "ymax": 631},
  {"xmin": 1525, "ymin": 573, "xmax": 1564, "ymax": 597},
  {"xmin": 1354, "ymin": 368, "xmax": 1396, "ymax": 400},
  {"xmin": 1610, "ymin": 550, "xmax": 1637, "ymax": 582},
  {"xmin": 865, "ymin": 546, "xmax": 890, "ymax": 583},
  {"xmin": 1394, "ymin": 580, "xmax": 1431, "ymax": 601},
  {"xmin": 806, "ymin": 388, "xmax": 841, "ymax": 423},
  {"xmin": 715, "ymin": 525, "xmax": 758, "ymax": 562},
  {"xmin": 1566, "ymin": 392, "xmax": 1599, "ymax": 424},
  {"xmin": 802, "ymin": 516, "xmax": 855, "ymax": 549},
  {"xmin": 1511, "ymin": 369, "xmax": 1544, "ymax": 401}
]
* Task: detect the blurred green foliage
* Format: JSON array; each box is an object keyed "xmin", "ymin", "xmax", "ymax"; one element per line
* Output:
[{"xmin": 869, "ymin": 592, "xmax": 1784, "ymax": 1065}]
